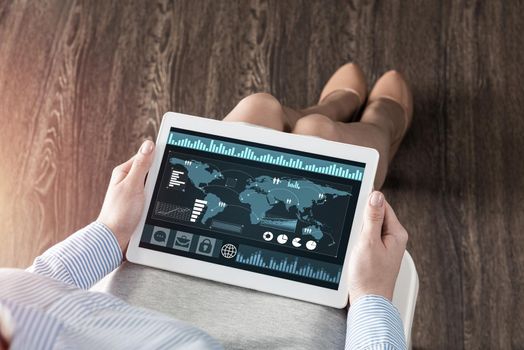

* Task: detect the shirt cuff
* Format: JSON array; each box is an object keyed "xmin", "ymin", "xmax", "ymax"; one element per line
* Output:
[
  {"xmin": 28, "ymin": 222, "xmax": 123, "ymax": 289},
  {"xmin": 346, "ymin": 295, "xmax": 406, "ymax": 350}
]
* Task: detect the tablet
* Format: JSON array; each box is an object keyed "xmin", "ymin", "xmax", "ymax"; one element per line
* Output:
[{"xmin": 127, "ymin": 112, "xmax": 378, "ymax": 308}]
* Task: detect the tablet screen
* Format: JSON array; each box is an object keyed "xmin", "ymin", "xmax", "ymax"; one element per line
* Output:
[{"xmin": 139, "ymin": 127, "xmax": 365, "ymax": 290}]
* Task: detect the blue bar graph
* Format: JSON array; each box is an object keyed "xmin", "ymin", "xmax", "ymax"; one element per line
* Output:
[
  {"xmin": 168, "ymin": 131, "xmax": 365, "ymax": 181},
  {"xmin": 235, "ymin": 245, "xmax": 342, "ymax": 284}
]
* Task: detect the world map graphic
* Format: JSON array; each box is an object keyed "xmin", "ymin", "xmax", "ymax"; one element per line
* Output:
[{"xmin": 169, "ymin": 156, "xmax": 351, "ymax": 243}]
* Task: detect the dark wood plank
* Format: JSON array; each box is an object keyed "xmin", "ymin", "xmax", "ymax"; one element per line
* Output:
[{"xmin": 0, "ymin": 0, "xmax": 523, "ymax": 348}]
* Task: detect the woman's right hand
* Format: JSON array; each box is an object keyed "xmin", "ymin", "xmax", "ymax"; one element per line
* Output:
[{"xmin": 347, "ymin": 191, "xmax": 408, "ymax": 304}]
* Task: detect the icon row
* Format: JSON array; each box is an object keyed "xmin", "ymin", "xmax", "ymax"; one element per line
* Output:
[
  {"xmin": 262, "ymin": 231, "xmax": 317, "ymax": 250},
  {"xmin": 150, "ymin": 226, "xmax": 220, "ymax": 257},
  {"xmin": 150, "ymin": 226, "xmax": 239, "ymax": 259}
]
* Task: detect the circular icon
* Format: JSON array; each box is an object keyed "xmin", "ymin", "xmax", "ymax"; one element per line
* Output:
[
  {"xmin": 277, "ymin": 234, "xmax": 288, "ymax": 244},
  {"xmin": 263, "ymin": 231, "xmax": 274, "ymax": 241},
  {"xmin": 305, "ymin": 240, "xmax": 317, "ymax": 250},
  {"xmin": 221, "ymin": 243, "xmax": 237, "ymax": 259},
  {"xmin": 153, "ymin": 230, "xmax": 167, "ymax": 243},
  {"xmin": 292, "ymin": 237, "xmax": 302, "ymax": 247}
]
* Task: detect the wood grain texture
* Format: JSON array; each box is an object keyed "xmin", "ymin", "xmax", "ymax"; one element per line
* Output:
[{"xmin": 0, "ymin": 1, "xmax": 523, "ymax": 348}]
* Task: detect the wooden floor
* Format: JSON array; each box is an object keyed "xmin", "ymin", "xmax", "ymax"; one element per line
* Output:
[{"xmin": 1, "ymin": 1, "xmax": 523, "ymax": 348}]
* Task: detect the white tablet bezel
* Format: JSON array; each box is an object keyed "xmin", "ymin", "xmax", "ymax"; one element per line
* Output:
[{"xmin": 127, "ymin": 112, "xmax": 378, "ymax": 308}]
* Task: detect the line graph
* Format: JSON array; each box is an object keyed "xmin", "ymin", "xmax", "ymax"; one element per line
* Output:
[{"xmin": 154, "ymin": 202, "xmax": 192, "ymax": 222}]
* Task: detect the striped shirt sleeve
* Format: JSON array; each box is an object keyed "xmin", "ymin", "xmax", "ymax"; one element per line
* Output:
[
  {"xmin": 27, "ymin": 222, "xmax": 123, "ymax": 290},
  {"xmin": 346, "ymin": 295, "xmax": 406, "ymax": 350}
]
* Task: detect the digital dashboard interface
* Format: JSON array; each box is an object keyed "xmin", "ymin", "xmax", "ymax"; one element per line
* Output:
[{"xmin": 139, "ymin": 127, "xmax": 366, "ymax": 290}]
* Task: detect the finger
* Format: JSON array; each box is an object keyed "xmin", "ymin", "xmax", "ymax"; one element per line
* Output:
[
  {"xmin": 382, "ymin": 201, "xmax": 408, "ymax": 249},
  {"xmin": 360, "ymin": 191, "xmax": 386, "ymax": 241},
  {"xmin": 110, "ymin": 155, "xmax": 136, "ymax": 185},
  {"xmin": 125, "ymin": 140, "xmax": 155, "ymax": 187}
]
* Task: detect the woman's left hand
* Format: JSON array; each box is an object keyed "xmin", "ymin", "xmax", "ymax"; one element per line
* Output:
[{"xmin": 97, "ymin": 140, "xmax": 155, "ymax": 252}]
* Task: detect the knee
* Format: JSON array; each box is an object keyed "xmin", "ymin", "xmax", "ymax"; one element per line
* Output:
[
  {"xmin": 236, "ymin": 93, "xmax": 283, "ymax": 118},
  {"xmin": 226, "ymin": 93, "xmax": 285, "ymax": 129},
  {"xmin": 292, "ymin": 114, "xmax": 339, "ymax": 140}
]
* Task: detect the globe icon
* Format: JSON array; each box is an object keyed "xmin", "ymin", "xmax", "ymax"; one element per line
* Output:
[{"xmin": 221, "ymin": 243, "xmax": 237, "ymax": 259}]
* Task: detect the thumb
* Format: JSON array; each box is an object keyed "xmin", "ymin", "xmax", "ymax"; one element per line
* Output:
[
  {"xmin": 361, "ymin": 191, "xmax": 386, "ymax": 241},
  {"xmin": 126, "ymin": 140, "xmax": 155, "ymax": 187}
]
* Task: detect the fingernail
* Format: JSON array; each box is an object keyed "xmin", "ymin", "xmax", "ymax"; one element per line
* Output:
[
  {"xmin": 140, "ymin": 140, "xmax": 154, "ymax": 154},
  {"xmin": 369, "ymin": 192, "xmax": 384, "ymax": 207}
]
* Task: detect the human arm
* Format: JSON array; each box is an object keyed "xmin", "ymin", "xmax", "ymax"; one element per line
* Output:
[
  {"xmin": 27, "ymin": 140, "xmax": 155, "ymax": 289},
  {"xmin": 345, "ymin": 191, "xmax": 408, "ymax": 350}
]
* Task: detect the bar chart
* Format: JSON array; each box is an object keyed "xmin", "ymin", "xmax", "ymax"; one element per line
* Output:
[
  {"xmin": 235, "ymin": 245, "xmax": 342, "ymax": 284},
  {"xmin": 167, "ymin": 131, "xmax": 364, "ymax": 181}
]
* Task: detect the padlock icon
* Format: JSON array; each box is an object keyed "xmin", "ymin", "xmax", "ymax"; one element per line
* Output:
[{"xmin": 198, "ymin": 238, "xmax": 212, "ymax": 254}]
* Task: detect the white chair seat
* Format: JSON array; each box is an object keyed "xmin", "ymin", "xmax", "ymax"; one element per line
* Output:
[{"xmin": 392, "ymin": 251, "xmax": 419, "ymax": 348}]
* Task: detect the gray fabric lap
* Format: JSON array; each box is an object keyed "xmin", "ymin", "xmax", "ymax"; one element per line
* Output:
[{"xmin": 102, "ymin": 262, "xmax": 347, "ymax": 350}]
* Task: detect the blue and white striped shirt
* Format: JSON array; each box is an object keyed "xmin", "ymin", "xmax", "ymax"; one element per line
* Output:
[{"xmin": 0, "ymin": 222, "xmax": 406, "ymax": 349}]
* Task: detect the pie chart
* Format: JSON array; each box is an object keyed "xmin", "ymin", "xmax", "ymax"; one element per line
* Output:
[
  {"xmin": 277, "ymin": 234, "xmax": 288, "ymax": 244},
  {"xmin": 292, "ymin": 238, "xmax": 302, "ymax": 247},
  {"xmin": 306, "ymin": 240, "xmax": 317, "ymax": 250}
]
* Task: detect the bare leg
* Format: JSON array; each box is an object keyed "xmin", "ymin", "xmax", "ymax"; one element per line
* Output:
[
  {"xmin": 223, "ymin": 66, "xmax": 412, "ymax": 189},
  {"xmin": 293, "ymin": 70, "xmax": 412, "ymax": 188},
  {"xmin": 223, "ymin": 93, "xmax": 296, "ymax": 131},
  {"xmin": 222, "ymin": 92, "xmax": 362, "ymax": 131},
  {"xmin": 292, "ymin": 98, "xmax": 406, "ymax": 188}
]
